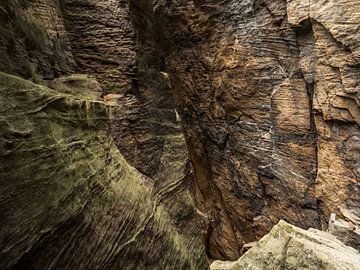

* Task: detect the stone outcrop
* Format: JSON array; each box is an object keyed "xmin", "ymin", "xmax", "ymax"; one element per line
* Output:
[
  {"xmin": 211, "ymin": 220, "xmax": 360, "ymax": 270},
  {"xmin": 328, "ymin": 213, "xmax": 360, "ymax": 251}
]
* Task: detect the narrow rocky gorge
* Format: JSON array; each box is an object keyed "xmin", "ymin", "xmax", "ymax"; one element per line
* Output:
[{"xmin": 0, "ymin": 0, "xmax": 359, "ymax": 269}]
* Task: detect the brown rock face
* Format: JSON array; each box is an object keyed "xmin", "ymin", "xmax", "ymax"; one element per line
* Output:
[
  {"xmin": 59, "ymin": 0, "xmax": 136, "ymax": 94},
  {"xmin": 288, "ymin": 0, "xmax": 360, "ymax": 244},
  {"xmin": 60, "ymin": 0, "xmax": 191, "ymax": 186},
  {"xmin": 0, "ymin": 0, "xmax": 359, "ymax": 268},
  {"xmin": 154, "ymin": 0, "xmax": 360, "ymax": 259}
]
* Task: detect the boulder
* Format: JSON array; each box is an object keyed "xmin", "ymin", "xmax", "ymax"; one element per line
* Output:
[{"xmin": 211, "ymin": 220, "xmax": 360, "ymax": 270}]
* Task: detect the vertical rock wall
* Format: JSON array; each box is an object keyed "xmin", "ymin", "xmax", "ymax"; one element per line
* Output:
[
  {"xmin": 59, "ymin": 0, "xmax": 204, "ymax": 259},
  {"xmin": 0, "ymin": 0, "xmax": 208, "ymax": 269},
  {"xmin": 154, "ymin": 0, "xmax": 360, "ymax": 260},
  {"xmin": 0, "ymin": 0, "xmax": 75, "ymax": 80},
  {"xmin": 288, "ymin": 0, "xmax": 360, "ymax": 232},
  {"xmin": 0, "ymin": 0, "xmax": 359, "ymax": 267}
]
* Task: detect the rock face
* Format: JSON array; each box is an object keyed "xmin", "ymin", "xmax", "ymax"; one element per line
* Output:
[
  {"xmin": 0, "ymin": 1, "xmax": 208, "ymax": 269},
  {"xmin": 0, "ymin": 0, "xmax": 359, "ymax": 268},
  {"xmin": 0, "ymin": 72, "xmax": 207, "ymax": 269},
  {"xmin": 328, "ymin": 213, "xmax": 360, "ymax": 251},
  {"xmin": 154, "ymin": 0, "xmax": 360, "ymax": 259},
  {"xmin": 291, "ymin": 0, "xmax": 360, "ymax": 230},
  {"xmin": 0, "ymin": 0, "xmax": 75, "ymax": 80},
  {"xmin": 211, "ymin": 220, "xmax": 360, "ymax": 270},
  {"xmin": 60, "ymin": 0, "xmax": 193, "ymax": 200}
]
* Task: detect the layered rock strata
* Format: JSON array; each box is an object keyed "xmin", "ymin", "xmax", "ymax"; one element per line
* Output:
[
  {"xmin": 0, "ymin": 1, "xmax": 208, "ymax": 269},
  {"xmin": 0, "ymin": 0, "xmax": 75, "ymax": 80},
  {"xmin": 0, "ymin": 72, "xmax": 207, "ymax": 270},
  {"xmin": 154, "ymin": 0, "xmax": 360, "ymax": 259},
  {"xmin": 0, "ymin": 0, "xmax": 359, "ymax": 267}
]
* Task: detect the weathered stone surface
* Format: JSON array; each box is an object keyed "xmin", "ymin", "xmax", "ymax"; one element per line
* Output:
[
  {"xmin": 211, "ymin": 220, "xmax": 360, "ymax": 270},
  {"xmin": 59, "ymin": 0, "xmax": 136, "ymax": 94},
  {"xmin": 154, "ymin": 0, "xmax": 320, "ymax": 259},
  {"xmin": 0, "ymin": 72, "xmax": 208, "ymax": 270},
  {"xmin": 60, "ymin": 0, "xmax": 193, "ymax": 194},
  {"xmin": 0, "ymin": 0, "xmax": 75, "ymax": 80},
  {"xmin": 328, "ymin": 213, "xmax": 360, "ymax": 251},
  {"xmin": 0, "ymin": 1, "xmax": 208, "ymax": 269},
  {"xmin": 1, "ymin": 0, "xmax": 359, "ymax": 267},
  {"xmin": 59, "ymin": 1, "xmax": 205, "ymax": 261},
  {"xmin": 288, "ymin": 0, "xmax": 360, "ymax": 232},
  {"xmin": 154, "ymin": 0, "xmax": 360, "ymax": 260}
]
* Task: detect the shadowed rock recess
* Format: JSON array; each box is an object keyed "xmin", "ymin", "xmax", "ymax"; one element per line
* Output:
[{"xmin": 0, "ymin": 0, "xmax": 359, "ymax": 269}]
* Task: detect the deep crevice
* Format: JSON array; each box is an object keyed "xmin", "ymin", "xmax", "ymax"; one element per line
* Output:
[{"xmin": 306, "ymin": 81, "xmax": 319, "ymax": 183}]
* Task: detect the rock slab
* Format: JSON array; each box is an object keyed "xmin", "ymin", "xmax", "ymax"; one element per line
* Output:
[{"xmin": 211, "ymin": 220, "xmax": 360, "ymax": 270}]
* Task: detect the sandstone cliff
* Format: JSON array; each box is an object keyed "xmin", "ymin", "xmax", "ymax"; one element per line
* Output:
[
  {"xmin": 154, "ymin": 0, "xmax": 360, "ymax": 259},
  {"xmin": 0, "ymin": 71, "xmax": 207, "ymax": 269},
  {"xmin": 0, "ymin": 0, "xmax": 359, "ymax": 269}
]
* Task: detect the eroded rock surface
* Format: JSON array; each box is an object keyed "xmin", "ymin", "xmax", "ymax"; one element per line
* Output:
[
  {"xmin": 0, "ymin": 72, "xmax": 207, "ymax": 270},
  {"xmin": 0, "ymin": 1, "xmax": 208, "ymax": 269},
  {"xmin": 0, "ymin": 0, "xmax": 359, "ymax": 268},
  {"xmin": 211, "ymin": 220, "xmax": 360, "ymax": 270},
  {"xmin": 60, "ymin": 0, "xmax": 193, "ymax": 197},
  {"xmin": 328, "ymin": 213, "xmax": 360, "ymax": 251},
  {"xmin": 0, "ymin": 0, "xmax": 75, "ymax": 80},
  {"xmin": 154, "ymin": 0, "xmax": 319, "ymax": 259},
  {"xmin": 154, "ymin": 0, "xmax": 360, "ymax": 259}
]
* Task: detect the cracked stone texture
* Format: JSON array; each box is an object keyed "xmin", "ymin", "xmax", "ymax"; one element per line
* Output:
[
  {"xmin": 211, "ymin": 220, "xmax": 360, "ymax": 270},
  {"xmin": 288, "ymin": 0, "xmax": 360, "ymax": 236},
  {"xmin": 0, "ymin": 71, "xmax": 207, "ymax": 270},
  {"xmin": 154, "ymin": 0, "xmax": 360, "ymax": 259}
]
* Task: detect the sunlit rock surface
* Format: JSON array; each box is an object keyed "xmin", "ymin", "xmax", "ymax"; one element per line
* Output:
[
  {"xmin": 154, "ymin": 0, "xmax": 360, "ymax": 259},
  {"xmin": 211, "ymin": 220, "xmax": 360, "ymax": 270}
]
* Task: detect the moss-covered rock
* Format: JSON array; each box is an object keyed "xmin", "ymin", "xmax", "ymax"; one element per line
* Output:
[{"xmin": 0, "ymin": 71, "xmax": 208, "ymax": 270}]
